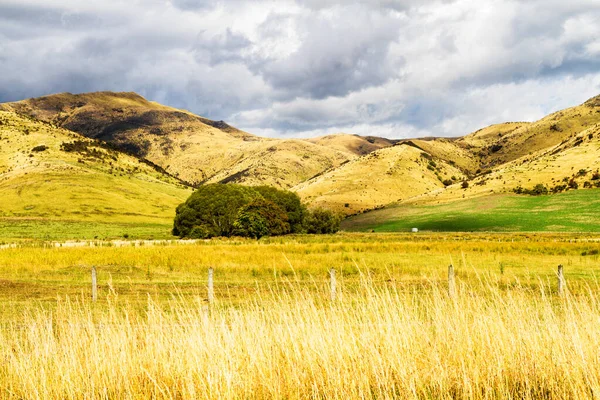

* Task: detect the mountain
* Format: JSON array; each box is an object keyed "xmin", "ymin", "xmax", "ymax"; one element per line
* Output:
[
  {"xmin": 0, "ymin": 109, "xmax": 191, "ymax": 238},
  {"xmin": 1, "ymin": 92, "xmax": 394, "ymax": 188}
]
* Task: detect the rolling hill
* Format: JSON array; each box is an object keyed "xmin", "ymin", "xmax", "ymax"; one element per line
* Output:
[
  {"xmin": 296, "ymin": 94, "xmax": 600, "ymax": 215},
  {"xmin": 1, "ymin": 92, "xmax": 394, "ymax": 189},
  {"xmin": 294, "ymin": 144, "xmax": 466, "ymax": 213},
  {"xmin": 0, "ymin": 109, "xmax": 192, "ymax": 240}
]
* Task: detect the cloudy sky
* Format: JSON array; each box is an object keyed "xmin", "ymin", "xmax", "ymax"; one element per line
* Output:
[{"xmin": 1, "ymin": 0, "xmax": 600, "ymax": 138}]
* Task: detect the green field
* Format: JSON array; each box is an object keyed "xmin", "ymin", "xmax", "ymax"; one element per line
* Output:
[{"xmin": 343, "ymin": 189, "xmax": 600, "ymax": 232}]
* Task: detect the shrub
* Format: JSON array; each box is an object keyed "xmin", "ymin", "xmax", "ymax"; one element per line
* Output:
[
  {"xmin": 461, "ymin": 181, "xmax": 469, "ymax": 189},
  {"xmin": 31, "ymin": 145, "xmax": 48, "ymax": 152},
  {"xmin": 513, "ymin": 184, "xmax": 548, "ymax": 195},
  {"xmin": 530, "ymin": 184, "xmax": 548, "ymax": 195}
]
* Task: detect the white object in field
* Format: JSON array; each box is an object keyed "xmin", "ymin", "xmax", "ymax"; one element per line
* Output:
[
  {"xmin": 208, "ymin": 267, "xmax": 214, "ymax": 304},
  {"xmin": 411, "ymin": 228, "xmax": 419, "ymax": 233}
]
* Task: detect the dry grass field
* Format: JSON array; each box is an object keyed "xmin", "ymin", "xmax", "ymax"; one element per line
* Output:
[{"xmin": 2, "ymin": 233, "xmax": 600, "ymax": 398}]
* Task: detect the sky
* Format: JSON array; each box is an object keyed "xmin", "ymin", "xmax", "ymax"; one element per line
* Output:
[{"xmin": 1, "ymin": 0, "xmax": 600, "ymax": 139}]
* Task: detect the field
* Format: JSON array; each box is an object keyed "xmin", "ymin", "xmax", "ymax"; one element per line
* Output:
[
  {"xmin": 2, "ymin": 233, "xmax": 600, "ymax": 398},
  {"xmin": 343, "ymin": 189, "xmax": 600, "ymax": 233}
]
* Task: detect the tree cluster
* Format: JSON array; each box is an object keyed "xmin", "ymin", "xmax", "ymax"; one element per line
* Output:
[{"xmin": 173, "ymin": 184, "xmax": 342, "ymax": 239}]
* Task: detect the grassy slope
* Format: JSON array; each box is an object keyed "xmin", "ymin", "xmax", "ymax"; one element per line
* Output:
[
  {"xmin": 295, "ymin": 144, "xmax": 466, "ymax": 213},
  {"xmin": 0, "ymin": 110, "xmax": 191, "ymax": 240},
  {"xmin": 411, "ymin": 121, "xmax": 600, "ymax": 205},
  {"xmin": 342, "ymin": 189, "xmax": 600, "ymax": 232}
]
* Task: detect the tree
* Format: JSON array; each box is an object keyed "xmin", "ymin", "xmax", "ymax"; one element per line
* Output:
[
  {"xmin": 234, "ymin": 198, "xmax": 289, "ymax": 239},
  {"xmin": 253, "ymin": 186, "xmax": 305, "ymax": 233},
  {"xmin": 304, "ymin": 208, "xmax": 342, "ymax": 234},
  {"xmin": 173, "ymin": 184, "xmax": 261, "ymax": 238}
]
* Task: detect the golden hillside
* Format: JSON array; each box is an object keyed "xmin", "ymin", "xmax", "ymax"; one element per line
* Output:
[
  {"xmin": 294, "ymin": 144, "xmax": 466, "ymax": 213},
  {"xmin": 295, "ymin": 94, "xmax": 600, "ymax": 214},
  {"xmin": 0, "ymin": 110, "xmax": 190, "ymax": 224},
  {"xmin": 1, "ymin": 92, "xmax": 393, "ymax": 189},
  {"xmin": 204, "ymin": 139, "xmax": 351, "ymax": 188},
  {"xmin": 412, "ymin": 121, "xmax": 600, "ymax": 205}
]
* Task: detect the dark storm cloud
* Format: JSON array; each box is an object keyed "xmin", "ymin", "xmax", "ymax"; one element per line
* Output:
[{"xmin": 0, "ymin": 0, "xmax": 599, "ymax": 138}]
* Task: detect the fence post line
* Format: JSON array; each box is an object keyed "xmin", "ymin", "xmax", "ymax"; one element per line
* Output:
[
  {"xmin": 448, "ymin": 264, "xmax": 456, "ymax": 298},
  {"xmin": 557, "ymin": 264, "xmax": 565, "ymax": 296},
  {"xmin": 330, "ymin": 268, "xmax": 337, "ymax": 302},
  {"xmin": 91, "ymin": 266, "xmax": 98, "ymax": 302},
  {"xmin": 208, "ymin": 267, "xmax": 214, "ymax": 304}
]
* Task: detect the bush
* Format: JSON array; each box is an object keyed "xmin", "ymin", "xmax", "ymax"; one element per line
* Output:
[
  {"xmin": 530, "ymin": 184, "xmax": 548, "ymax": 195},
  {"xmin": 461, "ymin": 181, "xmax": 469, "ymax": 189},
  {"xmin": 513, "ymin": 184, "xmax": 548, "ymax": 196},
  {"xmin": 304, "ymin": 208, "xmax": 342, "ymax": 234},
  {"xmin": 568, "ymin": 179, "xmax": 579, "ymax": 189}
]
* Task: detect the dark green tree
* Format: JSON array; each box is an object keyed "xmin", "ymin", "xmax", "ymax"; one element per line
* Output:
[
  {"xmin": 173, "ymin": 184, "xmax": 261, "ymax": 238},
  {"xmin": 234, "ymin": 199, "xmax": 289, "ymax": 239},
  {"xmin": 253, "ymin": 186, "xmax": 305, "ymax": 233},
  {"xmin": 304, "ymin": 208, "xmax": 342, "ymax": 234}
]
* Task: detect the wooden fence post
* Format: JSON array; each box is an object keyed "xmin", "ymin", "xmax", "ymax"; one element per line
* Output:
[
  {"xmin": 557, "ymin": 264, "xmax": 565, "ymax": 296},
  {"xmin": 91, "ymin": 266, "xmax": 98, "ymax": 302},
  {"xmin": 448, "ymin": 264, "xmax": 456, "ymax": 298},
  {"xmin": 208, "ymin": 267, "xmax": 214, "ymax": 304},
  {"xmin": 330, "ymin": 268, "xmax": 337, "ymax": 301}
]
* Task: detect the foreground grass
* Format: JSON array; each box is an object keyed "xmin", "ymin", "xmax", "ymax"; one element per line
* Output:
[
  {"xmin": 343, "ymin": 189, "xmax": 600, "ymax": 232},
  {"xmin": 3, "ymin": 278, "xmax": 600, "ymax": 398},
  {"xmin": 1, "ymin": 233, "xmax": 600, "ymax": 398}
]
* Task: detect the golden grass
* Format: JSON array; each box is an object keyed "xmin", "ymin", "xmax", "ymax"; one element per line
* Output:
[
  {"xmin": 1, "ymin": 233, "xmax": 600, "ymax": 397},
  {"xmin": 2, "ymin": 272, "xmax": 600, "ymax": 398}
]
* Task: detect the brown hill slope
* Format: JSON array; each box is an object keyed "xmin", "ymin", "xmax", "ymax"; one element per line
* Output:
[{"xmin": 2, "ymin": 92, "xmax": 392, "ymax": 188}]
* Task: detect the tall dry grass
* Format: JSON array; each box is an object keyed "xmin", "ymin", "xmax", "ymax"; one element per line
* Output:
[{"xmin": 2, "ymin": 275, "xmax": 600, "ymax": 399}]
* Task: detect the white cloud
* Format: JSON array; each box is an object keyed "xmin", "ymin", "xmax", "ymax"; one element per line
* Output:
[{"xmin": 0, "ymin": 0, "xmax": 599, "ymax": 138}]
